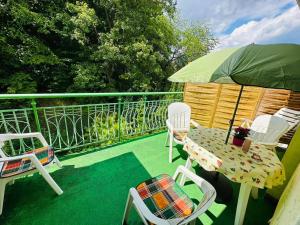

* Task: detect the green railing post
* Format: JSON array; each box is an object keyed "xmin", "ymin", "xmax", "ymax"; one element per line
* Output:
[
  {"xmin": 142, "ymin": 95, "xmax": 147, "ymax": 133},
  {"xmin": 31, "ymin": 99, "xmax": 41, "ymax": 132},
  {"xmin": 117, "ymin": 97, "xmax": 122, "ymax": 142}
]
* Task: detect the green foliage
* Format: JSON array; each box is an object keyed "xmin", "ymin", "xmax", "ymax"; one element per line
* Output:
[
  {"xmin": 3, "ymin": 72, "xmax": 37, "ymax": 94},
  {"xmin": 0, "ymin": 0, "xmax": 217, "ymax": 95},
  {"xmin": 173, "ymin": 20, "xmax": 218, "ymax": 68},
  {"xmin": 180, "ymin": 23, "xmax": 218, "ymax": 62}
]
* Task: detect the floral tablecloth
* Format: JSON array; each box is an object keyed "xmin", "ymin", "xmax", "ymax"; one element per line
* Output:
[{"xmin": 184, "ymin": 127, "xmax": 285, "ymax": 189}]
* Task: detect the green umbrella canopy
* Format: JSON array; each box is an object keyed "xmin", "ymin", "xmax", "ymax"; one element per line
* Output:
[
  {"xmin": 168, "ymin": 47, "xmax": 240, "ymax": 83},
  {"xmin": 169, "ymin": 44, "xmax": 300, "ymax": 91}
]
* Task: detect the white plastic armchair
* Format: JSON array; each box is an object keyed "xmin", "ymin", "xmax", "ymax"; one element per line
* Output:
[
  {"xmin": 241, "ymin": 115, "xmax": 290, "ymax": 200},
  {"xmin": 122, "ymin": 166, "xmax": 216, "ymax": 225},
  {"xmin": 166, "ymin": 102, "xmax": 201, "ymax": 163},
  {"xmin": 0, "ymin": 132, "xmax": 63, "ymax": 215},
  {"xmin": 274, "ymin": 108, "xmax": 300, "ymax": 131},
  {"xmin": 241, "ymin": 115, "xmax": 290, "ymax": 147}
]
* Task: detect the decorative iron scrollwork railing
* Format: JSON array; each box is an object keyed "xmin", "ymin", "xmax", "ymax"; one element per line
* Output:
[{"xmin": 0, "ymin": 92, "xmax": 182, "ymax": 155}]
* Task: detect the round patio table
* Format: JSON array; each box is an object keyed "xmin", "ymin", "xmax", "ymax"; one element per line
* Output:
[{"xmin": 181, "ymin": 127, "xmax": 285, "ymax": 225}]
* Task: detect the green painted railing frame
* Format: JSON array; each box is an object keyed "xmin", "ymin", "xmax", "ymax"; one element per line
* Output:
[
  {"xmin": 0, "ymin": 92, "xmax": 183, "ymax": 153},
  {"xmin": 0, "ymin": 92, "xmax": 182, "ymax": 100}
]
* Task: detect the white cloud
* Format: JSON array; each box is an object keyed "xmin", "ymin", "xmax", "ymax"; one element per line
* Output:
[
  {"xmin": 177, "ymin": 0, "xmax": 295, "ymax": 33},
  {"xmin": 217, "ymin": 6, "xmax": 300, "ymax": 48}
]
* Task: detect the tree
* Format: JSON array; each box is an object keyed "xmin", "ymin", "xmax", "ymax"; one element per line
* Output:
[
  {"xmin": 0, "ymin": 0, "xmax": 217, "ymax": 95},
  {"xmin": 172, "ymin": 20, "xmax": 218, "ymax": 69}
]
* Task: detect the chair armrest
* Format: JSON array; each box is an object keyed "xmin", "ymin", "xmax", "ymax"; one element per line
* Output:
[
  {"xmin": 129, "ymin": 188, "xmax": 170, "ymax": 225},
  {"xmin": 0, "ymin": 153, "xmax": 36, "ymax": 162},
  {"xmin": 190, "ymin": 120, "xmax": 202, "ymax": 129},
  {"xmin": 173, "ymin": 166, "xmax": 216, "ymax": 224},
  {"xmin": 0, "ymin": 133, "xmax": 48, "ymax": 146},
  {"xmin": 246, "ymin": 137, "xmax": 278, "ymax": 146},
  {"xmin": 0, "ymin": 153, "xmax": 44, "ymax": 170},
  {"xmin": 256, "ymin": 141, "xmax": 278, "ymax": 147}
]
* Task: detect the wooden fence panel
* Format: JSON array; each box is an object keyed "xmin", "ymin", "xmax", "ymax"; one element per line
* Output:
[
  {"xmin": 184, "ymin": 83, "xmax": 300, "ymax": 144},
  {"xmin": 256, "ymin": 89, "xmax": 290, "ymax": 115},
  {"xmin": 184, "ymin": 83, "xmax": 221, "ymax": 127},
  {"xmin": 212, "ymin": 84, "xmax": 263, "ymax": 129},
  {"xmin": 184, "ymin": 83, "xmax": 263, "ymax": 129}
]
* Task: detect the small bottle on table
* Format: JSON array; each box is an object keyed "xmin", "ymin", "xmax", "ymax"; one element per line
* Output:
[{"xmin": 242, "ymin": 138, "xmax": 251, "ymax": 153}]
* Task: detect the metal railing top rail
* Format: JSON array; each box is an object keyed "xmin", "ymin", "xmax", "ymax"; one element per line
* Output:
[{"xmin": 0, "ymin": 92, "xmax": 183, "ymax": 100}]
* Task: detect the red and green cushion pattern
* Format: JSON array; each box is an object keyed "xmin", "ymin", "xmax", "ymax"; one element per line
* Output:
[
  {"xmin": 136, "ymin": 174, "xmax": 194, "ymax": 220},
  {"xmin": 0, "ymin": 146, "xmax": 54, "ymax": 178}
]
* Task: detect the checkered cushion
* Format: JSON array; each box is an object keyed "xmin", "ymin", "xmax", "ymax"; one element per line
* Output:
[
  {"xmin": 136, "ymin": 174, "xmax": 194, "ymax": 220},
  {"xmin": 0, "ymin": 146, "xmax": 54, "ymax": 178}
]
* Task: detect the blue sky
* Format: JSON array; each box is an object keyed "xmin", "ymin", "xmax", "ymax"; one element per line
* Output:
[{"xmin": 176, "ymin": 0, "xmax": 300, "ymax": 48}]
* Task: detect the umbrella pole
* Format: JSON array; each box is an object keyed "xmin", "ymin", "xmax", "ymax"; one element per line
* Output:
[{"xmin": 225, "ymin": 85, "xmax": 244, "ymax": 144}]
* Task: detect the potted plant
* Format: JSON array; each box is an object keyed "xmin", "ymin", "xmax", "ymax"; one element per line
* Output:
[{"xmin": 233, "ymin": 127, "xmax": 250, "ymax": 146}]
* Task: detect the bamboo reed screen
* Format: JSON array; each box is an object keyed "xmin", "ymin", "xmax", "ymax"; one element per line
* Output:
[{"xmin": 184, "ymin": 83, "xmax": 300, "ymax": 143}]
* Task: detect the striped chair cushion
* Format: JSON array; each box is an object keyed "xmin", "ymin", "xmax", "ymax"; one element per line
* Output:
[
  {"xmin": 0, "ymin": 146, "xmax": 54, "ymax": 178},
  {"xmin": 136, "ymin": 174, "xmax": 194, "ymax": 220}
]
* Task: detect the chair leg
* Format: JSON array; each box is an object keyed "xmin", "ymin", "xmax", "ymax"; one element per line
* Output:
[
  {"xmin": 180, "ymin": 157, "xmax": 193, "ymax": 186},
  {"xmin": 54, "ymin": 156, "xmax": 62, "ymax": 168},
  {"xmin": 133, "ymin": 204, "xmax": 149, "ymax": 225},
  {"xmin": 0, "ymin": 181, "xmax": 7, "ymax": 215},
  {"xmin": 165, "ymin": 132, "xmax": 169, "ymax": 146},
  {"xmin": 8, "ymin": 179, "xmax": 15, "ymax": 185},
  {"xmin": 122, "ymin": 192, "xmax": 133, "ymax": 225},
  {"xmin": 189, "ymin": 219, "xmax": 196, "ymax": 225},
  {"xmin": 169, "ymin": 135, "xmax": 173, "ymax": 163},
  {"xmin": 31, "ymin": 157, "xmax": 63, "ymax": 195},
  {"xmin": 251, "ymin": 187, "xmax": 258, "ymax": 199}
]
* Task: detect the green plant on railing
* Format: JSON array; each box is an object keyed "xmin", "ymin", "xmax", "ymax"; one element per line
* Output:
[
  {"xmin": 83, "ymin": 113, "xmax": 129, "ymax": 147},
  {"xmin": 122, "ymin": 99, "xmax": 144, "ymax": 135},
  {"xmin": 90, "ymin": 113, "xmax": 118, "ymax": 143}
]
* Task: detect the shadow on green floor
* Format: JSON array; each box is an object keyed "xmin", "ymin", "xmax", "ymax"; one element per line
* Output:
[
  {"xmin": 0, "ymin": 152, "xmax": 152, "ymax": 225},
  {"xmin": 0, "ymin": 133, "xmax": 277, "ymax": 225}
]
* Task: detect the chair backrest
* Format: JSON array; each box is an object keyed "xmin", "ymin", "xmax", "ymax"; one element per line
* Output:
[
  {"xmin": 250, "ymin": 115, "xmax": 290, "ymax": 143},
  {"xmin": 274, "ymin": 107, "xmax": 300, "ymax": 131},
  {"xmin": 168, "ymin": 102, "xmax": 191, "ymax": 131}
]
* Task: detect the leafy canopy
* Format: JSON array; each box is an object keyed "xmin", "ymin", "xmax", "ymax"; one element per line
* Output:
[{"xmin": 0, "ymin": 0, "xmax": 217, "ymax": 94}]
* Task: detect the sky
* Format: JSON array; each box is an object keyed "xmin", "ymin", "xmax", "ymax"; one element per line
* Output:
[{"xmin": 176, "ymin": 0, "xmax": 300, "ymax": 49}]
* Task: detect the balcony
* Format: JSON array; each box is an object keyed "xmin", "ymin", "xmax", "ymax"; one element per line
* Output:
[{"xmin": 0, "ymin": 92, "xmax": 276, "ymax": 225}]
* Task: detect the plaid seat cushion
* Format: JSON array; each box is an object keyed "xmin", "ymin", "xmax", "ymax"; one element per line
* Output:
[
  {"xmin": 0, "ymin": 146, "xmax": 54, "ymax": 178},
  {"xmin": 136, "ymin": 174, "xmax": 194, "ymax": 220}
]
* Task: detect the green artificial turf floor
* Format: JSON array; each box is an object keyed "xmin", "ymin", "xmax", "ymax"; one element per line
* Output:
[{"xmin": 0, "ymin": 132, "xmax": 276, "ymax": 225}]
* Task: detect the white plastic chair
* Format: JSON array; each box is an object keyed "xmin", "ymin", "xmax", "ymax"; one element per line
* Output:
[
  {"xmin": 122, "ymin": 165, "xmax": 216, "ymax": 225},
  {"xmin": 242, "ymin": 115, "xmax": 290, "ymax": 199},
  {"xmin": 0, "ymin": 133, "xmax": 63, "ymax": 215},
  {"xmin": 241, "ymin": 115, "xmax": 290, "ymax": 147},
  {"xmin": 166, "ymin": 102, "xmax": 201, "ymax": 163},
  {"xmin": 274, "ymin": 108, "xmax": 300, "ymax": 131}
]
